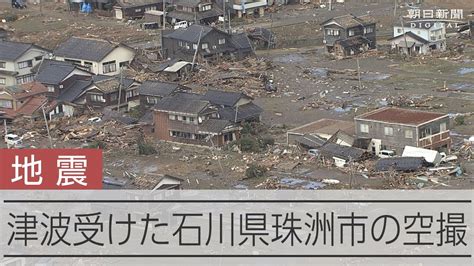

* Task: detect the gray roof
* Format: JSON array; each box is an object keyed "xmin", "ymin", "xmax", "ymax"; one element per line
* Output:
[
  {"xmin": 54, "ymin": 37, "xmax": 123, "ymax": 62},
  {"xmin": 231, "ymin": 33, "xmax": 253, "ymax": 50},
  {"xmin": 35, "ymin": 60, "xmax": 77, "ymax": 85},
  {"xmin": 375, "ymin": 157, "xmax": 426, "ymax": 172},
  {"xmin": 175, "ymin": 0, "xmax": 201, "ymax": 7},
  {"xmin": 199, "ymin": 119, "xmax": 232, "ymax": 134},
  {"xmin": 295, "ymin": 134, "xmax": 327, "ymax": 149},
  {"xmin": 154, "ymin": 92, "xmax": 210, "ymax": 114},
  {"xmin": 0, "ymin": 41, "xmax": 47, "ymax": 61},
  {"xmin": 320, "ymin": 143, "xmax": 368, "ymax": 161},
  {"xmin": 164, "ymin": 24, "xmax": 214, "ymax": 43},
  {"xmin": 138, "ymin": 81, "xmax": 181, "ymax": 97},
  {"xmin": 58, "ymin": 79, "xmax": 93, "ymax": 102},
  {"xmin": 388, "ymin": 31, "xmax": 430, "ymax": 44},
  {"xmin": 218, "ymin": 102, "xmax": 263, "ymax": 122},
  {"xmin": 116, "ymin": 0, "xmax": 164, "ymax": 8},
  {"xmin": 202, "ymin": 89, "xmax": 250, "ymax": 107}
]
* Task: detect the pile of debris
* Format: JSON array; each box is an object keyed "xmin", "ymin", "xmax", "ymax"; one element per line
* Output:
[{"xmin": 188, "ymin": 57, "xmax": 275, "ymax": 97}]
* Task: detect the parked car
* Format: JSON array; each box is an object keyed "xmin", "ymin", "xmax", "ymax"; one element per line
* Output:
[
  {"xmin": 378, "ymin": 150, "xmax": 395, "ymax": 158},
  {"xmin": 12, "ymin": 0, "xmax": 27, "ymax": 9},
  {"xmin": 88, "ymin": 117, "xmax": 102, "ymax": 123},
  {"xmin": 308, "ymin": 149, "xmax": 320, "ymax": 157},
  {"xmin": 5, "ymin": 133, "xmax": 23, "ymax": 148},
  {"xmin": 174, "ymin": 21, "xmax": 189, "ymax": 30}
]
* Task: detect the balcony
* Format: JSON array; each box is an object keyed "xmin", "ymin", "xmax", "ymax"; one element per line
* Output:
[
  {"xmin": 232, "ymin": 0, "xmax": 267, "ymax": 10},
  {"xmin": 418, "ymin": 131, "xmax": 450, "ymax": 148}
]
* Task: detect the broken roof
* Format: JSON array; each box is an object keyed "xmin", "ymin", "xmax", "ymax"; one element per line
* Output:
[
  {"xmin": 54, "ymin": 37, "xmax": 130, "ymax": 62},
  {"xmin": 388, "ymin": 31, "xmax": 429, "ymax": 44},
  {"xmin": 336, "ymin": 36, "xmax": 371, "ymax": 48},
  {"xmin": 202, "ymin": 89, "xmax": 251, "ymax": 107},
  {"xmin": 356, "ymin": 107, "xmax": 447, "ymax": 126},
  {"xmin": 115, "ymin": 0, "xmax": 164, "ymax": 8},
  {"xmin": 199, "ymin": 119, "xmax": 233, "ymax": 134},
  {"xmin": 231, "ymin": 33, "xmax": 253, "ymax": 50},
  {"xmin": 322, "ymin": 14, "xmax": 376, "ymax": 28},
  {"xmin": 295, "ymin": 134, "xmax": 327, "ymax": 149},
  {"xmin": 154, "ymin": 92, "xmax": 210, "ymax": 114},
  {"xmin": 375, "ymin": 157, "xmax": 426, "ymax": 172},
  {"xmin": 138, "ymin": 81, "xmax": 182, "ymax": 97},
  {"xmin": 319, "ymin": 142, "xmax": 368, "ymax": 161},
  {"xmin": 218, "ymin": 102, "xmax": 263, "ymax": 123},
  {"xmin": 0, "ymin": 41, "xmax": 47, "ymax": 61},
  {"xmin": 16, "ymin": 95, "xmax": 48, "ymax": 117},
  {"xmin": 4, "ymin": 82, "xmax": 48, "ymax": 100},
  {"xmin": 58, "ymin": 79, "xmax": 93, "ymax": 103},
  {"xmin": 288, "ymin": 119, "xmax": 355, "ymax": 137},
  {"xmin": 92, "ymin": 76, "xmax": 136, "ymax": 93},
  {"xmin": 163, "ymin": 24, "xmax": 214, "ymax": 43}
]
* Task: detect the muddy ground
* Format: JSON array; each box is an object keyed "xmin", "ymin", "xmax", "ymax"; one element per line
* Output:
[{"xmin": 1, "ymin": 2, "xmax": 473, "ymax": 190}]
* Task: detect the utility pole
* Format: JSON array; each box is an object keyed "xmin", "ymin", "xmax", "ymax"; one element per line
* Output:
[
  {"xmin": 356, "ymin": 57, "xmax": 362, "ymax": 89},
  {"xmin": 328, "ymin": 0, "xmax": 332, "ymax": 11},
  {"xmin": 117, "ymin": 67, "xmax": 123, "ymax": 112},
  {"xmin": 162, "ymin": 0, "xmax": 166, "ymax": 29},
  {"xmin": 228, "ymin": 10, "xmax": 231, "ymax": 33},
  {"xmin": 41, "ymin": 104, "xmax": 53, "ymax": 148},
  {"xmin": 223, "ymin": 0, "xmax": 226, "ymax": 32},
  {"xmin": 393, "ymin": 0, "xmax": 397, "ymax": 17},
  {"xmin": 399, "ymin": 16, "xmax": 410, "ymax": 57},
  {"xmin": 349, "ymin": 157, "xmax": 354, "ymax": 189},
  {"xmin": 192, "ymin": 27, "xmax": 204, "ymax": 70}
]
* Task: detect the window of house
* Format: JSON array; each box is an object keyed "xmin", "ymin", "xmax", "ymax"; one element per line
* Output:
[
  {"xmin": 421, "ymin": 128, "xmax": 432, "ymax": 138},
  {"xmin": 102, "ymin": 61, "xmax": 117, "ymax": 74},
  {"xmin": 384, "ymin": 126, "xmax": 394, "ymax": 136},
  {"xmin": 360, "ymin": 124, "xmax": 369, "ymax": 133},
  {"xmin": 0, "ymin": 61, "xmax": 6, "ymax": 68},
  {"xmin": 84, "ymin": 61, "xmax": 93, "ymax": 71},
  {"xmin": 348, "ymin": 29, "xmax": 355, "ymax": 36},
  {"xmin": 440, "ymin": 122, "xmax": 447, "ymax": 132},
  {"xmin": 169, "ymin": 114, "xmax": 176, "ymax": 120},
  {"xmin": 201, "ymin": 43, "xmax": 208, "ymax": 49},
  {"xmin": 0, "ymin": 99, "xmax": 13, "ymax": 108},
  {"xmin": 135, "ymin": 8, "xmax": 142, "ymax": 12},
  {"xmin": 405, "ymin": 129, "xmax": 413, "ymax": 139},
  {"xmin": 189, "ymin": 117, "xmax": 194, "ymax": 123},
  {"xmin": 219, "ymin": 38, "xmax": 226, "ymax": 45},
  {"xmin": 64, "ymin": 59, "xmax": 81, "ymax": 65},
  {"xmin": 182, "ymin": 116, "xmax": 187, "ymax": 121},
  {"xmin": 18, "ymin": 60, "xmax": 33, "ymax": 69},
  {"xmin": 16, "ymin": 74, "xmax": 34, "ymax": 84},
  {"xmin": 47, "ymin": 86, "xmax": 55, "ymax": 92},
  {"xmin": 364, "ymin": 26, "xmax": 373, "ymax": 34},
  {"xmin": 193, "ymin": 43, "xmax": 198, "ymax": 50},
  {"xmin": 185, "ymin": 42, "xmax": 190, "ymax": 49},
  {"xmin": 147, "ymin": 96, "xmax": 158, "ymax": 104},
  {"xmin": 90, "ymin": 94, "xmax": 105, "ymax": 102},
  {"xmin": 326, "ymin": 29, "xmax": 340, "ymax": 36},
  {"xmin": 178, "ymin": 41, "xmax": 183, "ymax": 47},
  {"xmin": 397, "ymin": 28, "xmax": 402, "ymax": 33},
  {"xmin": 0, "ymin": 77, "xmax": 5, "ymax": 85},
  {"xmin": 126, "ymin": 90, "xmax": 138, "ymax": 99},
  {"xmin": 35, "ymin": 56, "xmax": 43, "ymax": 61}
]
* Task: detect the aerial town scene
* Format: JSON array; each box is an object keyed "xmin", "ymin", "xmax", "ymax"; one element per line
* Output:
[{"xmin": 0, "ymin": 0, "xmax": 473, "ymax": 190}]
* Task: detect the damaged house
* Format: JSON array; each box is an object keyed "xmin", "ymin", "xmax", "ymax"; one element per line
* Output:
[
  {"xmin": 0, "ymin": 82, "xmax": 50, "ymax": 121},
  {"xmin": 138, "ymin": 80, "xmax": 190, "ymax": 107},
  {"xmin": 0, "ymin": 41, "xmax": 49, "ymax": 86},
  {"xmin": 321, "ymin": 14, "xmax": 376, "ymax": 57},
  {"xmin": 319, "ymin": 142, "xmax": 371, "ymax": 168},
  {"xmin": 389, "ymin": 21, "xmax": 446, "ymax": 55},
  {"xmin": 114, "ymin": 0, "xmax": 164, "ymax": 20},
  {"xmin": 54, "ymin": 36, "xmax": 136, "ymax": 76},
  {"xmin": 153, "ymin": 92, "xmax": 241, "ymax": 147},
  {"xmin": 355, "ymin": 107, "xmax": 451, "ymax": 155},
  {"xmin": 167, "ymin": 0, "xmax": 224, "ymax": 25},
  {"xmin": 162, "ymin": 24, "xmax": 253, "ymax": 62}
]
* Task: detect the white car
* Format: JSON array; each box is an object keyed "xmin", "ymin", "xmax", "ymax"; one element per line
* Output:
[
  {"xmin": 174, "ymin": 21, "xmax": 189, "ymax": 30},
  {"xmin": 308, "ymin": 149, "xmax": 319, "ymax": 157},
  {"xmin": 5, "ymin": 134, "xmax": 23, "ymax": 148},
  {"xmin": 88, "ymin": 117, "xmax": 102, "ymax": 123},
  {"xmin": 378, "ymin": 150, "xmax": 395, "ymax": 158}
]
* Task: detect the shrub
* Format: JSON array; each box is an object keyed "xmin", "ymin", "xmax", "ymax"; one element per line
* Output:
[
  {"xmin": 455, "ymin": 116, "xmax": 465, "ymax": 126},
  {"xmin": 259, "ymin": 135, "xmax": 275, "ymax": 148},
  {"xmin": 245, "ymin": 164, "xmax": 267, "ymax": 179},
  {"xmin": 239, "ymin": 136, "xmax": 260, "ymax": 152},
  {"xmin": 137, "ymin": 137, "xmax": 157, "ymax": 155}
]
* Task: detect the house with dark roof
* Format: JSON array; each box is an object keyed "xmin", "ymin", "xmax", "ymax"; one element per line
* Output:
[
  {"xmin": 0, "ymin": 82, "xmax": 49, "ymax": 120},
  {"xmin": 0, "ymin": 41, "xmax": 49, "ymax": 86},
  {"xmin": 201, "ymin": 89, "xmax": 262, "ymax": 123},
  {"xmin": 321, "ymin": 14, "xmax": 376, "ymax": 57},
  {"xmin": 154, "ymin": 59, "xmax": 193, "ymax": 81},
  {"xmin": 53, "ymin": 37, "xmax": 136, "ymax": 76},
  {"xmin": 34, "ymin": 59, "xmax": 92, "ymax": 96},
  {"xmin": 162, "ymin": 24, "xmax": 253, "ymax": 62},
  {"xmin": 138, "ymin": 80, "xmax": 190, "ymax": 107},
  {"xmin": 167, "ymin": 0, "xmax": 223, "ymax": 25},
  {"xmin": 375, "ymin": 157, "xmax": 426, "ymax": 172},
  {"xmin": 355, "ymin": 107, "xmax": 451, "ymax": 155},
  {"xmin": 319, "ymin": 142, "xmax": 371, "ymax": 167},
  {"xmin": 390, "ymin": 21, "xmax": 446, "ymax": 55},
  {"xmin": 75, "ymin": 75, "xmax": 141, "ymax": 111},
  {"xmin": 114, "ymin": 0, "xmax": 165, "ymax": 20},
  {"xmin": 153, "ymin": 92, "xmax": 241, "ymax": 147}
]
